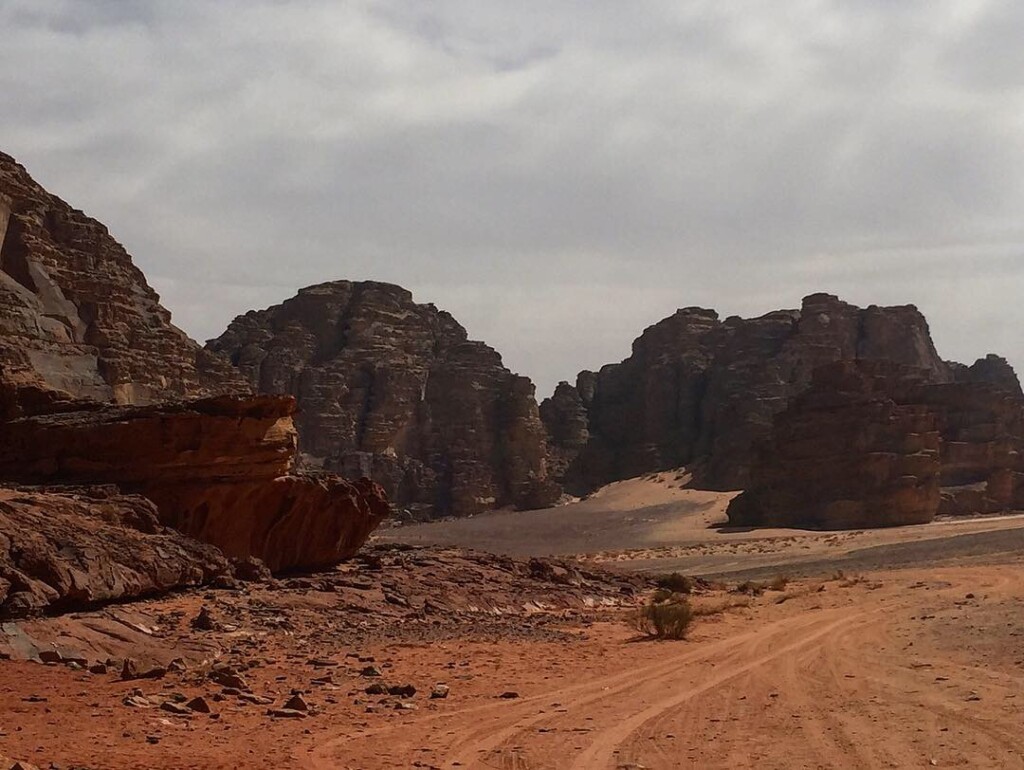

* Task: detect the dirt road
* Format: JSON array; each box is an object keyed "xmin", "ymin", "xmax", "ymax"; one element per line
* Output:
[{"xmin": 308, "ymin": 564, "xmax": 1024, "ymax": 769}]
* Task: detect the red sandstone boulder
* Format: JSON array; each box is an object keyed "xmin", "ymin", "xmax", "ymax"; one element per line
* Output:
[
  {"xmin": 0, "ymin": 395, "xmax": 390, "ymax": 572},
  {"xmin": 0, "ymin": 485, "xmax": 229, "ymax": 618}
]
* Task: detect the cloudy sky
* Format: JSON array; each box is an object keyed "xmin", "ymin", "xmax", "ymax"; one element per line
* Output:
[{"xmin": 2, "ymin": 1, "xmax": 1022, "ymax": 396}]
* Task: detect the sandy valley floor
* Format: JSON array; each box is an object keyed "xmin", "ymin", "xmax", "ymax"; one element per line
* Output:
[{"xmin": 4, "ymin": 472, "xmax": 1024, "ymax": 769}]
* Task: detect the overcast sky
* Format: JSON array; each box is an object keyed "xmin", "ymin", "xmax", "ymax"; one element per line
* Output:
[{"xmin": 2, "ymin": 1, "xmax": 1022, "ymax": 397}]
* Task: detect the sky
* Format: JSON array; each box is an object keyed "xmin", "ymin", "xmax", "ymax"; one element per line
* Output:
[{"xmin": 2, "ymin": 0, "xmax": 1023, "ymax": 398}]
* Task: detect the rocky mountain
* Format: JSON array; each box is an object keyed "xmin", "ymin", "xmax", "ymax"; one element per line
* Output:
[
  {"xmin": 207, "ymin": 281, "xmax": 560, "ymax": 518},
  {"xmin": 0, "ymin": 151, "xmax": 248, "ymax": 418},
  {"xmin": 543, "ymin": 293, "xmax": 1019, "ymax": 494},
  {"xmin": 0, "ymin": 152, "xmax": 389, "ymax": 592}
]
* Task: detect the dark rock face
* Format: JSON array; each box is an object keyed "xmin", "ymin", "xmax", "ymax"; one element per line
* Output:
[
  {"xmin": 726, "ymin": 362, "xmax": 943, "ymax": 529},
  {"xmin": 728, "ymin": 361, "xmax": 1024, "ymax": 529},
  {"xmin": 207, "ymin": 281, "xmax": 559, "ymax": 518},
  {"xmin": 0, "ymin": 395, "xmax": 391, "ymax": 572},
  {"xmin": 0, "ymin": 151, "xmax": 247, "ymax": 418},
  {"xmin": 0, "ymin": 485, "xmax": 229, "ymax": 618},
  {"xmin": 544, "ymin": 293, "xmax": 967, "ymax": 493}
]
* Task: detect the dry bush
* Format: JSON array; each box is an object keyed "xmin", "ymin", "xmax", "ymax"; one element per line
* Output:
[
  {"xmin": 691, "ymin": 596, "xmax": 751, "ymax": 617},
  {"xmin": 633, "ymin": 596, "xmax": 694, "ymax": 639},
  {"xmin": 733, "ymin": 574, "xmax": 790, "ymax": 596},
  {"xmin": 655, "ymin": 572, "xmax": 695, "ymax": 594}
]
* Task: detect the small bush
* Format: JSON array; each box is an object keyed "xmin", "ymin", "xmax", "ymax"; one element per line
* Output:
[
  {"xmin": 768, "ymin": 574, "xmax": 789, "ymax": 591},
  {"xmin": 655, "ymin": 572, "xmax": 695, "ymax": 594},
  {"xmin": 733, "ymin": 574, "xmax": 790, "ymax": 596},
  {"xmin": 633, "ymin": 597, "xmax": 694, "ymax": 639}
]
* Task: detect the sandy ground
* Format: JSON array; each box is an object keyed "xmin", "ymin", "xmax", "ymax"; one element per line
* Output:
[
  {"xmin": 308, "ymin": 561, "xmax": 1024, "ymax": 770},
  {"xmin": 3, "ymin": 557, "xmax": 1024, "ymax": 768},
  {"xmin": 5, "ymin": 472, "xmax": 1024, "ymax": 768},
  {"xmin": 382, "ymin": 470, "xmax": 1024, "ymax": 577}
]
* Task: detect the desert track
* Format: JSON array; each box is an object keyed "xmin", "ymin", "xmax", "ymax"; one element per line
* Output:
[{"xmin": 309, "ymin": 567, "xmax": 1024, "ymax": 769}]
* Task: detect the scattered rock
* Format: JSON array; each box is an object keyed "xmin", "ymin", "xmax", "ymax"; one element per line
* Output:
[
  {"xmin": 159, "ymin": 701, "xmax": 192, "ymax": 716},
  {"xmin": 186, "ymin": 697, "xmax": 211, "ymax": 714},
  {"xmin": 282, "ymin": 694, "xmax": 309, "ymax": 712},
  {"xmin": 430, "ymin": 684, "xmax": 450, "ymax": 700},
  {"xmin": 266, "ymin": 708, "xmax": 307, "ymax": 719}
]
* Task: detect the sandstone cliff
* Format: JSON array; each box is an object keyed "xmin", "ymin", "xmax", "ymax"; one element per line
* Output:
[
  {"xmin": 726, "ymin": 362, "xmax": 943, "ymax": 529},
  {"xmin": 728, "ymin": 361, "xmax": 1024, "ymax": 528},
  {"xmin": 0, "ymin": 395, "xmax": 390, "ymax": 572},
  {"xmin": 0, "ymin": 151, "xmax": 248, "ymax": 417},
  {"xmin": 207, "ymin": 281, "xmax": 559, "ymax": 518},
  {"xmin": 543, "ymin": 293, "xmax": 1010, "ymax": 493}
]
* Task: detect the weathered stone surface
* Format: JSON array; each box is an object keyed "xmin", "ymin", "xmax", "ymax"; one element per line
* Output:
[
  {"xmin": 728, "ymin": 361, "xmax": 1024, "ymax": 528},
  {"xmin": 0, "ymin": 395, "xmax": 390, "ymax": 572},
  {"xmin": 208, "ymin": 281, "xmax": 558, "ymax": 518},
  {"xmin": 0, "ymin": 485, "xmax": 228, "ymax": 618},
  {"xmin": 0, "ymin": 151, "xmax": 247, "ymax": 418},
  {"xmin": 727, "ymin": 362, "xmax": 943, "ymax": 529},
  {"xmin": 544, "ymin": 293, "xmax": 993, "ymax": 494}
]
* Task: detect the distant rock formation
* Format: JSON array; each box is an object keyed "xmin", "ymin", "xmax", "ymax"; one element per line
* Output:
[
  {"xmin": 544, "ymin": 293, "xmax": 1017, "ymax": 494},
  {"xmin": 0, "ymin": 484, "xmax": 229, "ymax": 618},
  {"xmin": 726, "ymin": 362, "xmax": 943, "ymax": 529},
  {"xmin": 0, "ymin": 151, "xmax": 248, "ymax": 418},
  {"xmin": 0, "ymin": 395, "xmax": 390, "ymax": 572},
  {"xmin": 208, "ymin": 281, "xmax": 559, "ymax": 518},
  {"xmin": 728, "ymin": 360, "xmax": 1024, "ymax": 529}
]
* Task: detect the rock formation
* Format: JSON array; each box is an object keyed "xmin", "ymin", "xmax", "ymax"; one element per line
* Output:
[
  {"xmin": 728, "ymin": 361, "xmax": 1024, "ymax": 528},
  {"xmin": 207, "ymin": 281, "xmax": 559, "ymax": 518},
  {"xmin": 0, "ymin": 151, "xmax": 248, "ymax": 418},
  {"xmin": 0, "ymin": 395, "xmax": 390, "ymax": 572},
  {"xmin": 0, "ymin": 484, "xmax": 228, "ymax": 618},
  {"xmin": 544, "ymin": 293, "xmax": 1010, "ymax": 494},
  {"xmin": 726, "ymin": 362, "xmax": 943, "ymax": 529}
]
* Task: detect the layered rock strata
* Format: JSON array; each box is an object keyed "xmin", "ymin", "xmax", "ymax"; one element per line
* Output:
[
  {"xmin": 728, "ymin": 361, "xmax": 1024, "ymax": 528},
  {"xmin": 0, "ymin": 485, "xmax": 229, "ymax": 618},
  {"xmin": 0, "ymin": 151, "xmax": 248, "ymax": 417},
  {"xmin": 726, "ymin": 362, "xmax": 943, "ymax": 529},
  {"xmin": 544, "ymin": 293, "xmax": 1012, "ymax": 494},
  {"xmin": 0, "ymin": 395, "xmax": 390, "ymax": 572},
  {"xmin": 208, "ymin": 281, "xmax": 559, "ymax": 518}
]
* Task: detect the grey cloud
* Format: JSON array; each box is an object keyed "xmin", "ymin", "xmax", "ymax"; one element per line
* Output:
[{"xmin": 1, "ymin": 0, "xmax": 1022, "ymax": 397}]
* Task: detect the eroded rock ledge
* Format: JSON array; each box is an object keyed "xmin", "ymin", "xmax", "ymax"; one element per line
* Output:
[
  {"xmin": 0, "ymin": 395, "xmax": 390, "ymax": 572},
  {"xmin": 0, "ymin": 485, "xmax": 229, "ymax": 618}
]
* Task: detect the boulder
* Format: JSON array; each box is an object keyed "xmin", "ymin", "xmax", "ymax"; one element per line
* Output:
[
  {"xmin": 0, "ymin": 485, "xmax": 228, "ymax": 618},
  {"xmin": 207, "ymin": 281, "xmax": 559, "ymax": 517},
  {"xmin": 0, "ymin": 395, "xmax": 390, "ymax": 572}
]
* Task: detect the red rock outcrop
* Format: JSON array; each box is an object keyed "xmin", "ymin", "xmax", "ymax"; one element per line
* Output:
[
  {"xmin": 728, "ymin": 361, "xmax": 1024, "ymax": 528},
  {"xmin": 544, "ymin": 293, "xmax": 1006, "ymax": 494},
  {"xmin": 0, "ymin": 485, "xmax": 229, "ymax": 618},
  {"xmin": 0, "ymin": 151, "xmax": 248, "ymax": 417},
  {"xmin": 207, "ymin": 281, "xmax": 559, "ymax": 518},
  {"xmin": 0, "ymin": 395, "xmax": 390, "ymax": 572}
]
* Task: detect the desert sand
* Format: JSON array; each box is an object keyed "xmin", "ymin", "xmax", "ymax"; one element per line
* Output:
[{"xmin": 4, "ymin": 472, "xmax": 1024, "ymax": 768}]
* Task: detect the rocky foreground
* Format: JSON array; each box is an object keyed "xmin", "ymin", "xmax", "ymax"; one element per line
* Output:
[{"xmin": 0, "ymin": 544, "xmax": 644, "ymax": 769}]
